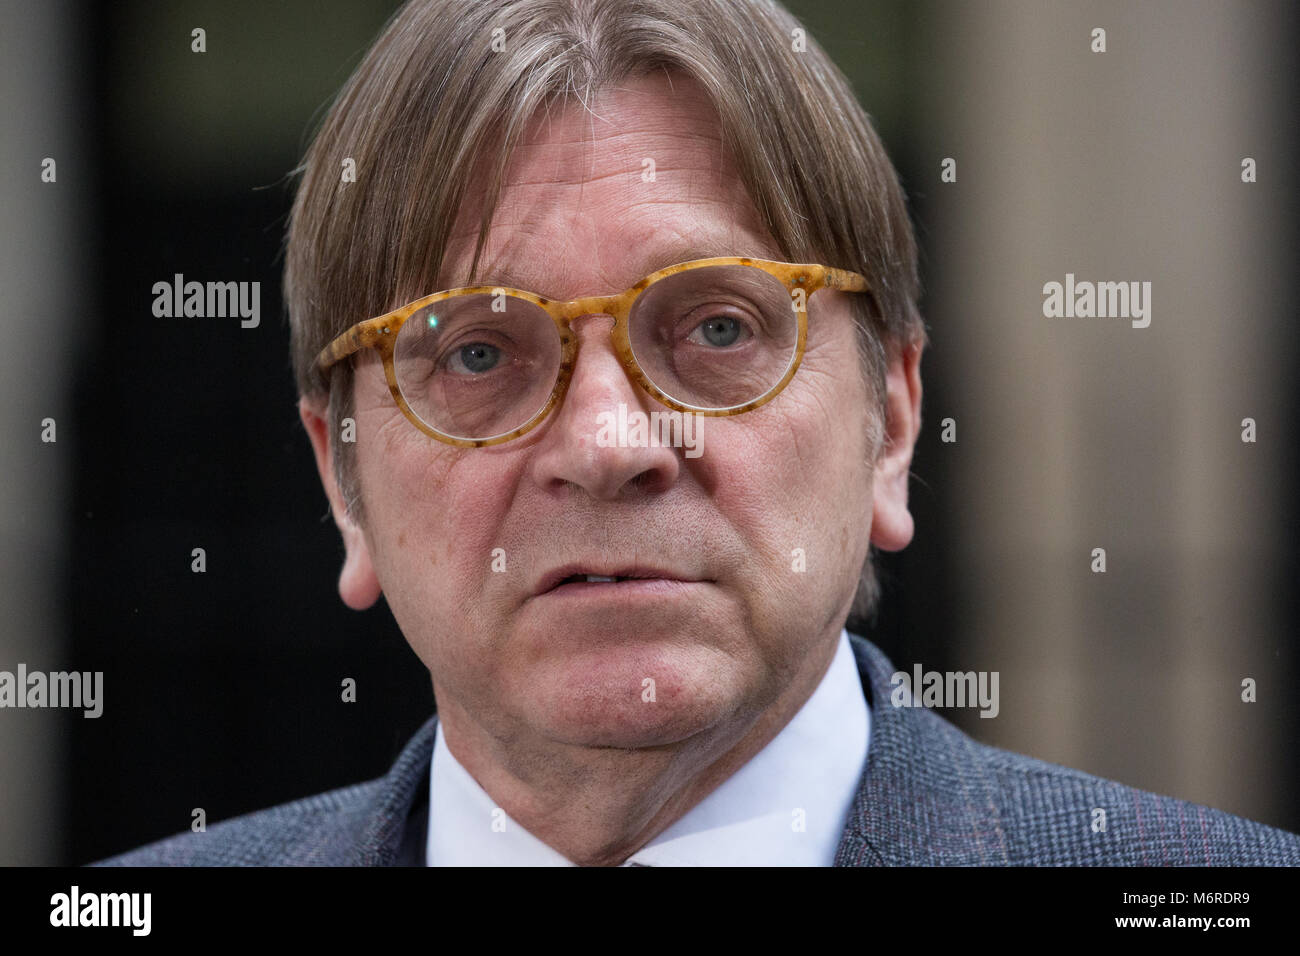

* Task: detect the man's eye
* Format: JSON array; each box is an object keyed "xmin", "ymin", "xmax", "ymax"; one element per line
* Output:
[
  {"xmin": 686, "ymin": 314, "xmax": 748, "ymax": 348},
  {"xmin": 446, "ymin": 342, "xmax": 503, "ymax": 374}
]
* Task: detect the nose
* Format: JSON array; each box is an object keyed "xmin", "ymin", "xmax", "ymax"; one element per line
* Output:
[{"xmin": 528, "ymin": 314, "xmax": 682, "ymax": 500}]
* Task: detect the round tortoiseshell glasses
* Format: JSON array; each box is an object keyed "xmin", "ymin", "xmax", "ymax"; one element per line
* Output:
[{"xmin": 313, "ymin": 256, "xmax": 871, "ymax": 447}]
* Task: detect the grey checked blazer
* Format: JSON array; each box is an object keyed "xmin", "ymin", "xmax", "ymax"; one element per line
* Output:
[{"xmin": 93, "ymin": 633, "xmax": 1300, "ymax": 865}]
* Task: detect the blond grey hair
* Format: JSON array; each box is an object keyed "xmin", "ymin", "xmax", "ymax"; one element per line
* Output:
[{"xmin": 285, "ymin": 0, "xmax": 926, "ymax": 619}]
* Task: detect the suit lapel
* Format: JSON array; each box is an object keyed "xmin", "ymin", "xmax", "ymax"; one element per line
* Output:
[
  {"xmin": 354, "ymin": 716, "xmax": 438, "ymax": 866},
  {"xmin": 835, "ymin": 633, "xmax": 1011, "ymax": 865}
]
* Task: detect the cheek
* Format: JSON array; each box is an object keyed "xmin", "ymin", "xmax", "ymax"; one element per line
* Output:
[
  {"xmin": 351, "ymin": 391, "xmax": 520, "ymax": 652},
  {"xmin": 694, "ymin": 359, "xmax": 874, "ymax": 598}
]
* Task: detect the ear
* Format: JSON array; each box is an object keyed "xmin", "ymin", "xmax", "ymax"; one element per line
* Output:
[
  {"xmin": 299, "ymin": 395, "xmax": 382, "ymax": 610},
  {"xmin": 869, "ymin": 340, "xmax": 924, "ymax": 552}
]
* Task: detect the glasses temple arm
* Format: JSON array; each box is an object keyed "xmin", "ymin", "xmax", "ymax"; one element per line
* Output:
[
  {"xmin": 823, "ymin": 267, "xmax": 871, "ymax": 293},
  {"xmin": 313, "ymin": 317, "xmax": 393, "ymax": 380}
]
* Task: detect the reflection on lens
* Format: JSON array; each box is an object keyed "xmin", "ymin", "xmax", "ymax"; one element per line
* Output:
[
  {"xmin": 628, "ymin": 265, "xmax": 799, "ymax": 409},
  {"xmin": 394, "ymin": 293, "xmax": 561, "ymax": 440}
]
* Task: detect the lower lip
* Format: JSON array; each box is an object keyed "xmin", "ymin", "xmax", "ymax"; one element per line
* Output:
[{"xmin": 536, "ymin": 578, "xmax": 704, "ymax": 600}]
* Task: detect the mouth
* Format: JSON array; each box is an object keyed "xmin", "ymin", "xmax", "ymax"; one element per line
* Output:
[
  {"xmin": 559, "ymin": 573, "xmax": 650, "ymax": 585},
  {"xmin": 531, "ymin": 564, "xmax": 708, "ymax": 600}
]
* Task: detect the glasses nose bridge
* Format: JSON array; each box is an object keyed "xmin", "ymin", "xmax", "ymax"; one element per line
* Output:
[
  {"xmin": 553, "ymin": 288, "xmax": 637, "ymax": 328},
  {"xmin": 549, "ymin": 288, "xmax": 649, "ymax": 414}
]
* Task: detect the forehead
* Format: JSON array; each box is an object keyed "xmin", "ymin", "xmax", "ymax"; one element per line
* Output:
[{"xmin": 438, "ymin": 72, "xmax": 783, "ymax": 299}]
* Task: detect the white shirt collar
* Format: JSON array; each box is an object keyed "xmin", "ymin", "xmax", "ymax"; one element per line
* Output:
[{"xmin": 427, "ymin": 628, "xmax": 869, "ymax": 866}]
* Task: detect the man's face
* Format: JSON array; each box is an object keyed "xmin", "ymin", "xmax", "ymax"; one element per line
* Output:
[{"xmin": 304, "ymin": 72, "xmax": 916, "ymax": 756}]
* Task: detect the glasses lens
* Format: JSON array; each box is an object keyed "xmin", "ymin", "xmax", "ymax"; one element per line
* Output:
[
  {"xmin": 628, "ymin": 264, "xmax": 800, "ymax": 409},
  {"xmin": 393, "ymin": 293, "xmax": 561, "ymax": 440}
]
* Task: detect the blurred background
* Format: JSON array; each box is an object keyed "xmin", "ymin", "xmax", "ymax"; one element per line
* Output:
[{"xmin": 0, "ymin": 0, "xmax": 1295, "ymax": 865}]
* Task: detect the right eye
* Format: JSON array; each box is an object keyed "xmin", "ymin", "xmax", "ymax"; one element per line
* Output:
[{"xmin": 445, "ymin": 342, "xmax": 503, "ymax": 375}]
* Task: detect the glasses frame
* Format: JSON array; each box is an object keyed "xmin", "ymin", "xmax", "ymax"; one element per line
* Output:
[{"xmin": 313, "ymin": 256, "xmax": 871, "ymax": 447}]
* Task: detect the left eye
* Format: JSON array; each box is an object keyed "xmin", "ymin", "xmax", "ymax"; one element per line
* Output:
[{"xmin": 687, "ymin": 315, "xmax": 747, "ymax": 347}]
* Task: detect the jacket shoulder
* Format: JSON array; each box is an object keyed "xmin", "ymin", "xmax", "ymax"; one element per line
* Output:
[
  {"xmin": 910, "ymin": 704, "xmax": 1300, "ymax": 865},
  {"xmin": 844, "ymin": 632, "xmax": 1300, "ymax": 866},
  {"xmin": 90, "ymin": 715, "xmax": 438, "ymax": 867},
  {"xmin": 89, "ymin": 778, "xmax": 387, "ymax": 866}
]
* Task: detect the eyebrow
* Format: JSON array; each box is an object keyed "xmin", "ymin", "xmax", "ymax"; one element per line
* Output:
[{"xmin": 468, "ymin": 237, "xmax": 784, "ymax": 298}]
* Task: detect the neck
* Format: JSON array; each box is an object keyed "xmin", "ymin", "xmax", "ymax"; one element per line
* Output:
[{"xmin": 434, "ymin": 630, "xmax": 841, "ymax": 866}]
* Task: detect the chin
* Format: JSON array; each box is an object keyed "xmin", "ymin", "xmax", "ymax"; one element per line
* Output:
[{"xmin": 517, "ymin": 644, "xmax": 747, "ymax": 750}]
